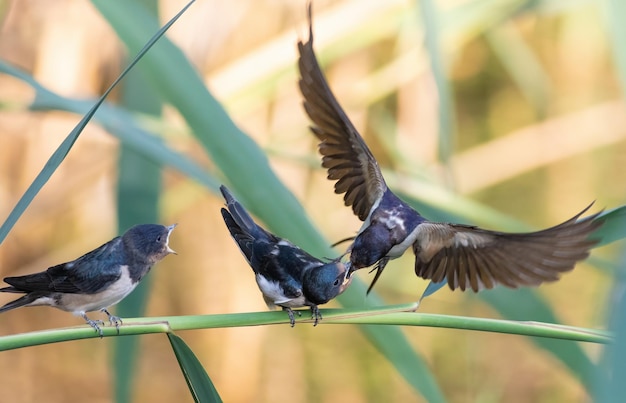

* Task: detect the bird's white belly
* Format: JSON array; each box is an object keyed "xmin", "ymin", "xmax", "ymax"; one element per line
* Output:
[{"xmin": 57, "ymin": 266, "xmax": 137, "ymax": 314}]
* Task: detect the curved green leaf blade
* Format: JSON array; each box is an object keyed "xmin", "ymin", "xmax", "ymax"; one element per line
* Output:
[
  {"xmin": 595, "ymin": 250, "xmax": 626, "ymax": 402},
  {"xmin": 595, "ymin": 206, "xmax": 626, "ymax": 247},
  {"xmin": 418, "ymin": 0, "xmax": 456, "ymax": 166},
  {"xmin": 0, "ymin": 0, "xmax": 194, "ymax": 245},
  {"xmin": 421, "ymin": 280, "xmax": 448, "ymax": 299},
  {"xmin": 167, "ymin": 333, "xmax": 223, "ymax": 403},
  {"xmin": 0, "ymin": 63, "xmax": 220, "ymax": 191}
]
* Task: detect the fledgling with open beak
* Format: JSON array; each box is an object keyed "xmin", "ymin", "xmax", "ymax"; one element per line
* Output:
[
  {"xmin": 0, "ymin": 224, "xmax": 177, "ymax": 336},
  {"xmin": 297, "ymin": 5, "xmax": 604, "ymax": 294},
  {"xmin": 220, "ymin": 185, "xmax": 351, "ymax": 326}
]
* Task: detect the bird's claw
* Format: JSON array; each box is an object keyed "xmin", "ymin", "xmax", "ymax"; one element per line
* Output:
[
  {"xmin": 284, "ymin": 308, "xmax": 296, "ymax": 327},
  {"xmin": 283, "ymin": 308, "xmax": 304, "ymax": 327},
  {"xmin": 83, "ymin": 316, "xmax": 105, "ymax": 338},
  {"xmin": 311, "ymin": 305, "xmax": 322, "ymax": 326},
  {"xmin": 101, "ymin": 308, "xmax": 123, "ymax": 334},
  {"xmin": 282, "ymin": 307, "xmax": 322, "ymax": 327}
]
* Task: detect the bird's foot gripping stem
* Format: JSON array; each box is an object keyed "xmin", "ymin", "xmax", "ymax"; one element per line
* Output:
[
  {"xmin": 101, "ymin": 308, "xmax": 123, "ymax": 334},
  {"xmin": 283, "ymin": 307, "xmax": 302, "ymax": 327},
  {"xmin": 310, "ymin": 305, "xmax": 322, "ymax": 326},
  {"xmin": 82, "ymin": 313, "xmax": 105, "ymax": 338}
]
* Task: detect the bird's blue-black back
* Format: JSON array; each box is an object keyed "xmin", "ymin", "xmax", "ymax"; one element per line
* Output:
[{"xmin": 2, "ymin": 238, "xmax": 125, "ymax": 295}]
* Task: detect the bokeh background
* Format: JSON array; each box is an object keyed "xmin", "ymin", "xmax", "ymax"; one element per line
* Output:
[{"xmin": 0, "ymin": 0, "xmax": 624, "ymax": 402}]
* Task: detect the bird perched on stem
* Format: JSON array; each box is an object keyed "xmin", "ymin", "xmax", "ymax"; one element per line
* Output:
[
  {"xmin": 0, "ymin": 224, "xmax": 177, "ymax": 336},
  {"xmin": 220, "ymin": 185, "xmax": 351, "ymax": 326},
  {"xmin": 297, "ymin": 4, "xmax": 603, "ymax": 294}
]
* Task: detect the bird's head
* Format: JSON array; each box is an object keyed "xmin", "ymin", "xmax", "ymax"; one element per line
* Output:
[
  {"xmin": 123, "ymin": 223, "xmax": 177, "ymax": 264},
  {"xmin": 302, "ymin": 261, "xmax": 352, "ymax": 305}
]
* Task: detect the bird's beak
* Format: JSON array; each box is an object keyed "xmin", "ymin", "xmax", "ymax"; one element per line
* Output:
[
  {"xmin": 166, "ymin": 224, "xmax": 178, "ymax": 255},
  {"xmin": 345, "ymin": 261, "xmax": 354, "ymax": 277},
  {"xmin": 341, "ymin": 263, "xmax": 353, "ymax": 289}
]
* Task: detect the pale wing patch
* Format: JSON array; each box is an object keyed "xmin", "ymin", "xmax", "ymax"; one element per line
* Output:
[
  {"xmin": 255, "ymin": 274, "xmax": 305, "ymax": 308},
  {"xmin": 451, "ymin": 230, "xmax": 494, "ymax": 249},
  {"xmin": 413, "ymin": 223, "xmax": 494, "ymax": 262}
]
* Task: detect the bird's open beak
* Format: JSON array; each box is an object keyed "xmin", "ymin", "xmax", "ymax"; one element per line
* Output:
[{"xmin": 166, "ymin": 224, "xmax": 178, "ymax": 255}]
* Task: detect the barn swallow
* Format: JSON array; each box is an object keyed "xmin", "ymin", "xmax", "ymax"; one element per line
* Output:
[
  {"xmin": 0, "ymin": 224, "xmax": 177, "ymax": 336},
  {"xmin": 220, "ymin": 185, "xmax": 351, "ymax": 326},
  {"xmin": 297, "ymin": 6, "xmax": 603, "ymax": 294}
]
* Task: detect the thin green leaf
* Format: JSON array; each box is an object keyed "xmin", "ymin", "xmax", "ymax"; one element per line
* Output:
[
  {"xmin": 418, "ymin": 0, "xmax": 456, "ymax": 166},
  {"xmin": 595, "ymin": 247, "xmax": 626, "ymax": 402},
  {"xmin": 0, "ymin": 63, "xmax": 220, "ymax": 191},
  {"xmin": 421, "ymin": 280, "xmax": 448, "ymax": 299},
  {"xmin": 606, "ymin": 0, "xmax": 626, "ymax": 95},
  {"xmin": 595, "ymin": 206, "xmax": 626, "ymax": 247},
  {"xmin": 0, "ymin": 0, "xmax": 195, "ymax": 245},
  {"xmin": 167, "ymin": 333, "xmax": 223, "ymax": 403}
]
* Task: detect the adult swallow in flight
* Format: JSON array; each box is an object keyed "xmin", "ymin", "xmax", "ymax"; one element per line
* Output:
[
  {"xmin": 0, "ymin": 224, "xmax": 177, "ymax": 336},
  {"xmin": 297, "ymin": 6, "xmax": 603, "ymax": 294},
  {"xmin": 220, "ymin": 185, "xmax": 351, "ymax": 326}
]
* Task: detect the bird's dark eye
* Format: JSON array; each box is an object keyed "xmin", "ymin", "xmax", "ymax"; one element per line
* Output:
[
  {"xmin": 156, "ymin": 235, "xmax": 162, "ymax": 243},
  {"xmin": 333, "ymin": 279, "xmax": 341, "ymax": 286}
]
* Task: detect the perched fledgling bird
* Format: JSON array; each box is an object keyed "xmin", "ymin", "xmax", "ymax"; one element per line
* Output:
[
  {"xmin": 220, "ymin": 185, "xmax": 351, "ymax": 326},
  {"xmin": 297, "ymin": 6, "xmax": 603, "ymax": 294},
  {"xmin": 0, "ymin": 224, "xmax": 177, "ymax": 336}
]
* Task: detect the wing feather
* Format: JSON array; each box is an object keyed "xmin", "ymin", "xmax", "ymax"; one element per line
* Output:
[
  {"xmin": 413, "ymin": 204, "xmax": 603, "ymax": 292},
  {"xmin": 298, "ymin": 7, "xmax": 386, "ymax": 221},
  {"xmin": 4, "ymin": 238, "xmax": 124, "ymax": 294}
]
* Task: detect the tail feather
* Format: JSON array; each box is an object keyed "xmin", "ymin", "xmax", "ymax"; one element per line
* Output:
[
  {"xmin": 221, "ymin": 208, "xmax": 256, "ymax": 262},
  {"xmin": 220, "ymin": 186, "xmax": 261, "ymax": 237},
  {"xmin": 220, "ymin": 186, "xmax": 278, "ymax": 268},
  {"xmin": 0, "ymin": 286, "xmax": 24, "ymax": 294},
  {"xmin": 0, "ymin": 293, "xmax": 38, "ymax": 314}
]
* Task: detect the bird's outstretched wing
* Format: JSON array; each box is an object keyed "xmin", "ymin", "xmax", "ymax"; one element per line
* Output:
[
  {"xmin": 3, "ymin": 238, "xmax": 125, "ymax": 294},
  {"xmin": 297, "ymin": 5, "xmax": 386, "ymax": 221},
  {"xmin": 412, "ymin": 204, "xmax": 603, "ymax": 292}
]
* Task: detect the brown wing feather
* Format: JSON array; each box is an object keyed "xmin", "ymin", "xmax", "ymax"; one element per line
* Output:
[
  {"xmin": 412, "ymin": 204, "xmax": 604, "ymax": 292},
  {"xmin": 297, "ymin": 6, "xmax": 386, "ymax": 221}
]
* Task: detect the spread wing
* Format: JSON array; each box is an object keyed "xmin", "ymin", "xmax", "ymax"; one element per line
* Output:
[
  {"xmin": 412, "ymin": 204, "xmax": 603, "ymax": 292},
  {"xmin": 3, "ymin": 238, "xmax": 124, "ymax": 294},
  {"xmin": 297, "ymin": 6, "xmax": 386, "ymax": 221}
]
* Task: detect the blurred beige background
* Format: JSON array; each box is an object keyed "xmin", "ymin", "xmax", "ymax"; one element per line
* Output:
[{"xmin": 0, "ymin": 0, "xmax": 623, "ymax": 402}]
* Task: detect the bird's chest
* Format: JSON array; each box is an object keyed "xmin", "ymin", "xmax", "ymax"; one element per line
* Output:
[
  {"xmin": 57, "ymin": 266, "xmax": 137, "ymax": 313},
  {"xmin": 368, "ymin": 205, "xmax": 421, "ymax": 241},
  {"xmin": 353, "ymin": 202, "xmax": 423, "ymax": 265}
]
